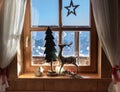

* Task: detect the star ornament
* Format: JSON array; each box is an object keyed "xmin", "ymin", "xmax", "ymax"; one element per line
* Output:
[{"xmin": 65, "ymin": 0, "xmax": 80, "ymax": 16}]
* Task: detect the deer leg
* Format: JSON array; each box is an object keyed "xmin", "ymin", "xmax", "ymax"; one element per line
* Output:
[
  {"xmin": 59, "ymin": 63, "xmax": 64, "ymax": 74},
  {"xmin": 73, "ymin": 63, "xmax": 79, "ymax": 73}
]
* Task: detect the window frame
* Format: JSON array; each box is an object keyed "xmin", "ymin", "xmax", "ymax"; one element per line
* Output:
[{"xmin": 23, "ymin": 0, "xmax": 98, "ymax": 73}]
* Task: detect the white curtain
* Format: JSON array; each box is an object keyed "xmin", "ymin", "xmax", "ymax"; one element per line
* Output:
[
  {"xmin": 91, "ymin": 0, "xmax": 120, "ymax": 92},
  {"xmin": 0, "ymin": 0, "xmax": 27, "ymax": 91}
]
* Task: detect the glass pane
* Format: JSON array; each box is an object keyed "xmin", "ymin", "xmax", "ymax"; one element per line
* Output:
[
  {"xmin": 31, "ymin": 31, "xmax": 45, "ymax": 57},
  {"xmin": 79, "ymin": 31, "xmax": 90, "ymax": 65},
  {"xmin": 31, "ymin": 31, "xmax": 58, "ymax": 57},
  {"xmin": 62, "ymin": 31, "xmax": 74, "ymax": 56},
  {"xmin": 31, "ymin": 0, "xmax": 58, "ymax": 26},
  {"xmin": 62, "ymin": 0, "xmax": 90, "ymax": 26}
]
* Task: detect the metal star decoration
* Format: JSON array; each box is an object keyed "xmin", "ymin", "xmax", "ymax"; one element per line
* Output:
[{"xmin": 64, "ymin": 0, "xmax": 80, "ymax": 16}]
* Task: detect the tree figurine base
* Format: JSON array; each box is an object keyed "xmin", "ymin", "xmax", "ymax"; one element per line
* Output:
[{"xmin": 47, "ymin": 70, "xmax": 58, "ymax": 76}]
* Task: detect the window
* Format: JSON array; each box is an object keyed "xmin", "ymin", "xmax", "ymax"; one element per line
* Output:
[{"xmin": 23, "ymin": 0, "xmax": 98, "ymax": 73}]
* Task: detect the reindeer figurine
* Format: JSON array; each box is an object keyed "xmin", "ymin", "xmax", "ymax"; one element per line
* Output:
[{"xmin": 58, "ymin": 42, "xmax": 78, "ymax": 74}]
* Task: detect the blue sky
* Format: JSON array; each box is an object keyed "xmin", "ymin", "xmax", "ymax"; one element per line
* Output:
[{"xmin": 31, "ymin": 0, "xmax": 90, "ymax": 26}]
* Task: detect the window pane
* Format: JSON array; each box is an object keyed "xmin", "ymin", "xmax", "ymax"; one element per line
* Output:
[
  {"xmin": 31, "ymin": 31, "xmax": 58, "ymax": 57},
  {"xmin": 79, "ymin": 31, "xmax": 90, "ymax": 65},
  {"xmin": 62, "ymin": 31, "xmax": 74, "ymax": 56},
  {"xmin": 62, "ymin": 0, "xmax": 90, "ymax": 26},
  {"xmin": 31, "ymin": 0, "xmax": 58, "ymax": 26},
  {"xmin": 31, "ymin": 31, "xmax": 45, "ymax": 57}
]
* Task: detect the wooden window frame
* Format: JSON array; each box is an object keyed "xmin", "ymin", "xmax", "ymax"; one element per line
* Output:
[{"xmin": 22, "ymin": 0, "xmax": 98, "ymax": 73}]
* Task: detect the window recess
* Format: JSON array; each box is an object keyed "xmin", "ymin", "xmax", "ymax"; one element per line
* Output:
[{"xmin": 23, "ymin": 0, "xmax": 98, "ymax": 73}]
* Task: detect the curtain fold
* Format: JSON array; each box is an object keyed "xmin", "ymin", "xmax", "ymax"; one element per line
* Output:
[
  {"xmin": 0, "ymin": 0, "xmax": 27, "ymax": 91},
  {"xmin": 91, "ymin": 0, "xmax": 120, "ymax": 92}
]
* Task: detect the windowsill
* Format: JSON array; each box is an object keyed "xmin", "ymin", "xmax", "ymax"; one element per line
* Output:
[{"xmin": 18, "ymin": 72, "xmax": 101, "ymax": 79}]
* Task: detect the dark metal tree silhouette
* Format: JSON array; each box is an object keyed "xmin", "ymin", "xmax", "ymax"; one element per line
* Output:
[{"xmin": 44, "ymin": 27, "xmax": 57, "ymax": 73}]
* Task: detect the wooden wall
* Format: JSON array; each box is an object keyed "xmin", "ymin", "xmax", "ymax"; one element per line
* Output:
[{"xmin": 7, "ymin": 78, "xmax": 111, "ymax": 92}]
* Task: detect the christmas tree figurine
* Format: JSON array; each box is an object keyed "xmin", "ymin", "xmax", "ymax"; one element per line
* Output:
[{"xmin": 44, "ymin": 27, "xmax": 58, "ymax": 76}]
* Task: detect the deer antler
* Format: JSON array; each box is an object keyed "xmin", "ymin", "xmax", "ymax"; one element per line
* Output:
[
  {"xmin": 67, "ymin": 42, "xmax": 73, "ymax": 47},
  {"xmin": 58, "ymin": 42, "xmax": 73, "ymax": 47},
  {"xmin": 63, "ymin": 42, "xmax": 73, "ymax": 47}
]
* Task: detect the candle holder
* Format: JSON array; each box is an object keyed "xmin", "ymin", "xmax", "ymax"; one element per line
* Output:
[{"xmin": 34, "ymin": 66, "xmax": 44, "ymax": 77}]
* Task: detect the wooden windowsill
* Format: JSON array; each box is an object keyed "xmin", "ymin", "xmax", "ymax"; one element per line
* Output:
[{"xmin": 18, "ymin": 72, "xmax": 101, "ymax": 79}]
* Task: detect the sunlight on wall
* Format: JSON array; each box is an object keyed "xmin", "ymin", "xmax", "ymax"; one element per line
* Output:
[{"xmin": 17, "ymin": 43, "xmax": 23, "ymax": 76}]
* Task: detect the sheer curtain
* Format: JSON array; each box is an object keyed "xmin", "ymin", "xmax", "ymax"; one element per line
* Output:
[
  {"xmin": 0, "ymin": 0, "xmax": 27, "ymax": 91},
  {"xmin": 91, "ymin": 0, "xmax": 120, "ymax": 92}
]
